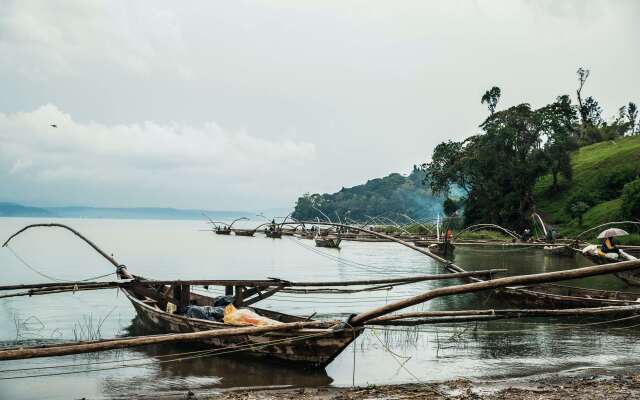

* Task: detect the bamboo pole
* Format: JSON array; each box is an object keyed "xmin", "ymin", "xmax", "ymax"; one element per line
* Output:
[
  {"xmin": 0, "ymin": 269, "xmax": 507, "ymax": 292},
  {"xmin": 0, "ymin": 320, "xmax": 340, "ymax": 361},
  {"xmin": 2, "ymin": 223, "xmax": 121, "ymax": 269},
  {"xmin": 366, "ymin": 304, "xmax": 640, "ymax": 324},
  {"xmin": 349, "ymin": 259, "xmax": 640, "ymax": 325}
]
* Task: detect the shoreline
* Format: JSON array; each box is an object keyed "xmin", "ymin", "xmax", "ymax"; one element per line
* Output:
[{"xmin": 181, "ymin": 374, "xmax": 640, "ymax": 399}]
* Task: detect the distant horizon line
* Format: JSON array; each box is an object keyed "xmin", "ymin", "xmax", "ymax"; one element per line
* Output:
[{"xmin": 0, "ymin": 200, "xmax": 291, "ymax": 214}]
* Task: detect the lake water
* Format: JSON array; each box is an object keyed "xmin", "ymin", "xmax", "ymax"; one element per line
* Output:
[{"xmin": 1, "ymin": 217, "xmax": 639, "ymax": 399}]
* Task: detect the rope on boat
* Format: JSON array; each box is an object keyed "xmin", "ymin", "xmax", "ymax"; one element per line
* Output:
[
  {"xmin": 5, "ymin": 245, "xmax": 116, "ymax": 283},
  {"xmin": 575, "ymin": 221, "xmax": 640, "ymax": 241},
  {"xmin": 0, "ymin": 330, "xmax": 332, "ymax": 380},
  {"xmin": 5, "ymin": 245, "xmax": 68, "ymax": 282},
  {"xmin": 369, "ymin": 312, "xmax": 640, "ymax": 333}
]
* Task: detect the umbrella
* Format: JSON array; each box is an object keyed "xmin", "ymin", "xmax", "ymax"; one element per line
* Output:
[{"xmin": 597, "ymin": 228, "xmax": 629, "ymax": 239}]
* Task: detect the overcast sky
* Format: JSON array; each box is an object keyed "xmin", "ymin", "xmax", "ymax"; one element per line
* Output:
[{"xmin": 1, "ymin": 0, "xmax": 638, "ymax": 211}]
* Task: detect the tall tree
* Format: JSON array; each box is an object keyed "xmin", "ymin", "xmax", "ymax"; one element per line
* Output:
[
  {"xmin": 539, "ymin": 95, "xmax": 579, "ymax": 191},
  {"xmin": 581, "ymin": 96, "xmax": 603, "ymax": 127},
  {"xmin": 628, "ymin": 102, "xmax": 638, "ymax": 135},
  {"xmin": 481, "ymin": 86, "xmax": 501, "ymax": 115},
  {"xmin": 576, "ymin": 67, "xmax": 590, "ymax": 127}
]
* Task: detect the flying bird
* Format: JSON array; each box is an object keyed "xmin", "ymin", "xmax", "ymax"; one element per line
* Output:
[{"xmin": 50, "ymin": 124, "xmax": 57, "ymax": 128}]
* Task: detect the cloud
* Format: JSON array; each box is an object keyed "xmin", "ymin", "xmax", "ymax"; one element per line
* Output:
[
  {"xmin": 0, "ymin": 1, "xmax": 192, "ymax": 79},
  {"xmin": 0, "ymin": 104, "xmax": 315, "ymax": 208},
  {"xmin": 0, "ymin": 1, "xmax": 638, "ymax": 209}
]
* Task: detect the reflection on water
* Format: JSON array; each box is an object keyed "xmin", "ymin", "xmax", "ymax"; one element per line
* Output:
[
  {"xmin": 117, "ymin": 316, "xmax": 333, "ymax": 388},
  {"xmin": 1, "ymin": 218, "xmax": 640, "ymax": 399}
]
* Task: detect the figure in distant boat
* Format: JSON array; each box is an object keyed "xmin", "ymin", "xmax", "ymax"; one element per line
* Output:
[
  {"xmin": 521, "ymin": 228, "xmax": 532, "ymax": 242},
  {"xmin": 445, "ymin": 227, "xmax": 453, "ymax": 243},
  {"xmin": 600, "ymin": 235, "xmax": 620, "ymax": 256},
  {"xmin": 545, "ymin": 226, "xmax": 557, "ymax": 243}
]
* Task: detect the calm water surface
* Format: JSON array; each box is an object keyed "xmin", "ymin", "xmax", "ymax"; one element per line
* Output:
[{"xmin": 1, "ymin": 217, "xmax": 639, "ymax": 399}]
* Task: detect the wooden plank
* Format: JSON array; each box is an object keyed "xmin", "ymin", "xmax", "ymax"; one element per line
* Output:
[
  {"xmin": 233, "ymin": 286, "xmax": 245, "ymax": 306},
  {"xmin": 0, "ymin": 320, "xmax": 341, "ymax": 361},
  {"xmin": 0, "ymin": 269, "xmax": 508, "ymax": 292},
  {"xmin": 366, "ymin": 304, "xmax": 640, "ymax": 324},
  {"xmin": 243, "ymin": 286, "xmax": 285, "ymax": 306}
]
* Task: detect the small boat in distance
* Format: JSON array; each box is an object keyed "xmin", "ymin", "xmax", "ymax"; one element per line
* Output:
[
  {"xmin": 233, "ymin": 229, "xmax": 255, "ymax": 237},
  {"xmin": 543, "ymin": 245, "xmax": 575, "ymax": 258},
  {"xmin": 215, "ymin": 226, "xmax": 231, "ymax": 235},
  {"xmin": 314, "ymin": 235, "xmax": 341, "ymax": 249}
]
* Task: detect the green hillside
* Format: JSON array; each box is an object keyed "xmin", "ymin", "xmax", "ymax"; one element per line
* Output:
[
  {"xmin": 535, "ymin": 135, "xmax": 640, "ymax": 236},
  {"xmin": 292, "ymin": 167, "xmax": 442, "ymax": 221}
]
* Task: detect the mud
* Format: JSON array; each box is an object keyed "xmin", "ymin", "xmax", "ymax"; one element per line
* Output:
[{"xmin": 198, "ymin": 375, "xmax": 640, "ymax": 400}]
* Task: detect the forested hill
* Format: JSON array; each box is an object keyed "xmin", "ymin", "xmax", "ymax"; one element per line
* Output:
[{"xmin": 291, "ymin": 167, "xmax": 442, "ymax": 222}]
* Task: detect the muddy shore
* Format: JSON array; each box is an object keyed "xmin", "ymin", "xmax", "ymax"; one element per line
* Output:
[{"xmin": 191, "ymin": 375, "xmax": 640, "ymax": 399}]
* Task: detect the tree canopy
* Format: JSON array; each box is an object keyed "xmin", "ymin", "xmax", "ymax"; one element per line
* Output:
[
  {"xmin": 291, "ymin": 167, "xmax": 442, "ymax": 222},
  {"xmin": 423, "ymin": 95, "xmax": 579, "ymax": 230}
]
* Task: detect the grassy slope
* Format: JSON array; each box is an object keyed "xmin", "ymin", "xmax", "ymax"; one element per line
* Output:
[{"xmin": 534, "ymin": 135, "xmax": 640, "ymax": 238}]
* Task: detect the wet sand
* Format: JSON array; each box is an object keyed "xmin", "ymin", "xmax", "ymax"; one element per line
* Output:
[{"xmin": 205, "ymin": 375, "xmax": 640, "ymax": 400}]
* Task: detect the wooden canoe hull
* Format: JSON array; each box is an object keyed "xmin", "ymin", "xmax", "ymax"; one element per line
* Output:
[
  {"xmin": 233, "ymin": 229, "xmax": 255, "ymax": 237},
  {"xmin": 123, "ymin": 289, "xmax": 360, "ymax": 367},
  {"xmin": 315, "ymin": 237, "xmax": 341, "ymax": 249},
  {"xmin": 442, "ymin": 259, "xmax": 640, "ymax": 308},
  {"xmin": 265, "ymin": 230, "xmax": 282, "ymax": 238},
  {"xmin": 215, "ymin": 230, "xmax": 232, "ymax": 235},
  {"xmin": 580, "ymin": 250, "xmax": 640, "ymax": 287},
  {"xmin": 543, "ymin": 245, "xmax": 575, "ymax": 258},
  {"xmin": 496, "ymin": 284, "xmax": 640, "ymax": 308},
  {"xmin": 427, "ymin": 242, "xmax": 455, "ymax": 256}
]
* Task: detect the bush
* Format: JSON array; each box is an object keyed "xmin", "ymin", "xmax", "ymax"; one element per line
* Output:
[
  {"xmin": 621, "ymin": 178, "xmax": 640, "ymax": 219},
  {"xmin": 593, "ymin": 164, "xmax": 638, "ymax": 201},
  {"xmin": 570, "ymin": 201, "xmax": 590, "ymax": 224},
  {"xmin": 564, "ymin": 190, "xmax": 595, "ymax": 216},
  {"xmin": 443, "ymin": 197, "xmax": 460, "ymax": 216}
]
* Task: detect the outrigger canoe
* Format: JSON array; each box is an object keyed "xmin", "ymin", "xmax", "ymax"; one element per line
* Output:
[
  {"xmin": 121, "ymin": 277, "xmax": 362, "ymax": 367},
  {"xmin": 578, "ymin": 246, "xmax": 640, "ymax": 286},
  {"xmin": 442, "ymin": 257, "xmax": 640, "ymax": 308},
  {"xmin": 314, "ymin": 235, "xmax": 341, "ymax": 249}
]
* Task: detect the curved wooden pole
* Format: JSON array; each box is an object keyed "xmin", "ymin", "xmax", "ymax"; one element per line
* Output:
[
  {"xmin": 252, "ymin": 222, "xmax": 271, "ymax": 231},
  {"xmin": 376, "ymin": 216, "xmax": 400, "ymax": 227},
  {"xmin": 2, "ymin": 223, "xmax": 129, "ymax": 277},
  {"xmin": 296, "ymin": 221, "xmax": 454, "ymax": 265},
  {"xmin": 452, "ymin": 223, "xmax": 520, "ymax": 242},
  {"xmin": 201, "ymin": 213, "xmax": 231, "ymax": 228},
  {"xmin": 399, "ymin": 214, "xmax": 434, "ymax": 234},
  {"xmin": 278, "ymin": 212, "xmax": 294, "ymax": 229},
  {"xmin": 350, "ymin": 258, "xmax": 640, "ymax": 325},
  {"xmin": 575, "ymin": 221, "xmax": 640, "ymax": 241},
  {"xmin": 228, "ymin": 217, "xmax": 249, "ymax": 229},
  {"xmin": 357, "ymin": 216, "xmax": 378, "ymax": 230},
  {"xmin": 375, "ymin": 216, "xmax": 412, "ymax": 235},
  {"xmin": 531, "ymin": 212, "xmax": 548, "ymax": 237},
  {"xmin": 311, "ymin": 206, "xmax": 332, "ymax": 223},
  {"xmin": 364, "ymin": 215, "xmax": 385, "ymax": 227},
  {"xmin": 207, "ymin": 221, "xmax": 231, "ymax": 228},
  {"xmin": 0, "ymin": 320, "xmax": 340, "ymax": 361}
]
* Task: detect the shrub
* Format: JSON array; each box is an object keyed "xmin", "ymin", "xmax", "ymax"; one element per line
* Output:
[
  {"xmin": 621, "ymin": 178, "xmax": 640, "ymax": 219},
  {"xmin": 443, "ymin": 197, "xmax": 460, "ymax": 216},
  {"xmin": 564, "ymin": 190, "xmax": 595, "ymax": 216},
  {"xmin": 570, "ymin": 201, "xmax": 590, "ymax": 225},
  {"xmin": 593, "ymin": 164, "xmax": 638, "ymax": 201}
]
